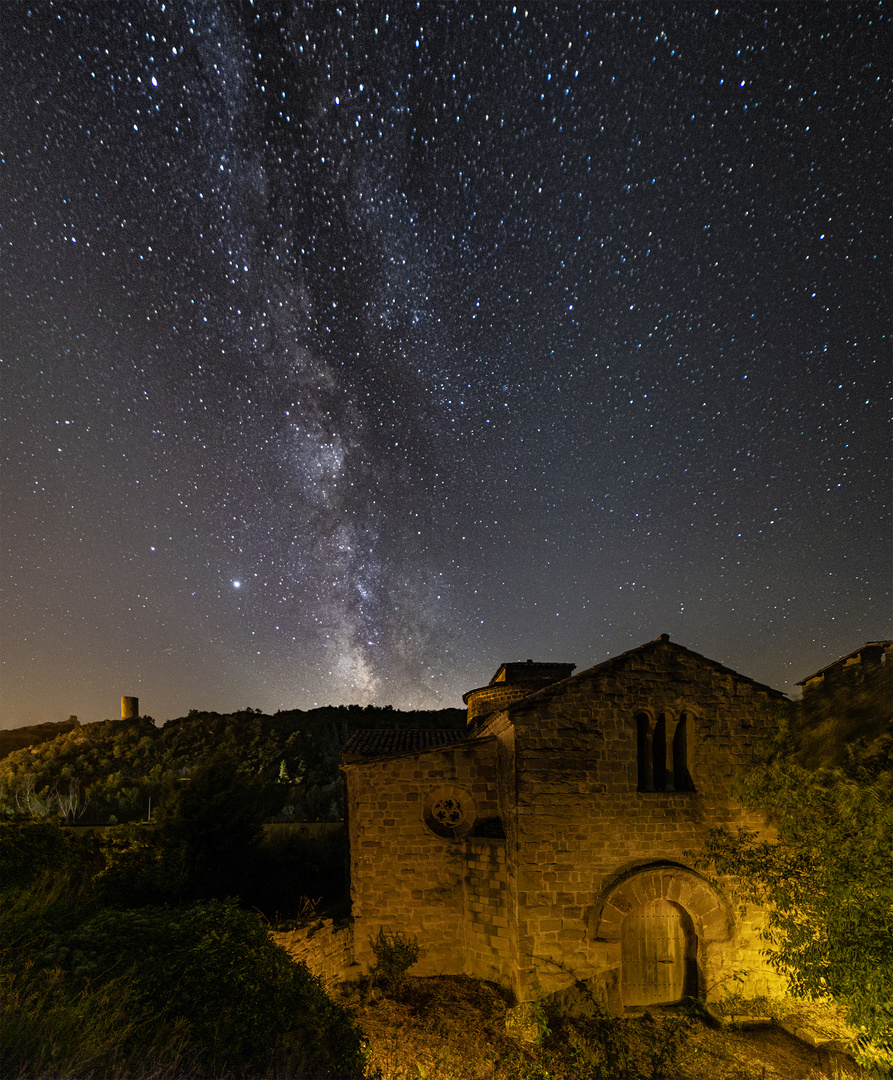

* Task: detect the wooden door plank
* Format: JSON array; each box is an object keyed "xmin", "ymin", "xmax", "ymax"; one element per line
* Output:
[{"xmin": 621, "ymin": 898, "xmax": 685, "ymax": 1006}]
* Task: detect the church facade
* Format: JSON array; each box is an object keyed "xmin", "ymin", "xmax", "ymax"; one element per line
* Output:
[{"xmin": 340, "ymin": 635, "xmax": 789, "ymax": 1008}]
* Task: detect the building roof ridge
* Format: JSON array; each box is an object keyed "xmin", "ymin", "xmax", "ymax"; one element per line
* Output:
[
  {"xmin": 796, "ymin": 640, "xmax": 893, "ymax": 686},
  {"xmin": 496, "ymin": 635, "xmax": 786, "ymax": 715}
]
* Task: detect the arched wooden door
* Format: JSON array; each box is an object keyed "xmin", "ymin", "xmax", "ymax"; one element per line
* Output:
[{"xmin": 621, "ymin": 898, "xmax": 697, "ymax": 1006}]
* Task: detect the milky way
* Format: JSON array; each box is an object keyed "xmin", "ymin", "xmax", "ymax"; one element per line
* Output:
[{"xmin": 2, "ymin": 2, "xmax": 889, "ymax": 725}]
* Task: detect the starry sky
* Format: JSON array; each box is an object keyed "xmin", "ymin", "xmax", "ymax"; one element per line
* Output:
[{"xmin": 2, "ymin": 2, "xmax": 890, "ymax": 728}]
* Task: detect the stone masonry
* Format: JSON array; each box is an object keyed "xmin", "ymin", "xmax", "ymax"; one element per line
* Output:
[
  {"xmin": 272, "ymin": 918, "xmax": 357, "ymax": 990},
  {"xmin": 340, "ymin": 635, "xmax": 792, "ymax": 1009}
]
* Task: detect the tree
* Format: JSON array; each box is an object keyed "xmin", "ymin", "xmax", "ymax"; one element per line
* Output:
[
  {"xmin": 154, "ymin": 756, "xmax": 285, "ymax": 899},
  {"xmin": 55, "ymin": 777, "xmax": 89, "ymax": 823},
  {"xmin": 702, "ymin": 697, "xmax": 893, "ymax": 1073},
  {"xmin": 12, "ymin": 774, "xmax": 56, "ymax": 818}
]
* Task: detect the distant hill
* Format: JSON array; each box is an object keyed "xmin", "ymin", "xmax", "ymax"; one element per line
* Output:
[
  {"xmin": 0, "ymin": 718, "xmax": 81, "ymax": 761},
  {"xmin": 0, "ymin": 705, "xmax": 467, "ymax": 824}
]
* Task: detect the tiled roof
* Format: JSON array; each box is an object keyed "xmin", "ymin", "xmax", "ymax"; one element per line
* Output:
[{"xmin": 341, "ymin": 728, "xmax": 467, "ymax": 761}]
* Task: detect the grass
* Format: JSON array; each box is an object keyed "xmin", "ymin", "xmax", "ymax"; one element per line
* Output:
[
  {"xmin": 346, "ymin": 974, "xmax": 872, "ymax": 1080},
  {"xmin": 0, "ymin": 959, "xmax": 201, "ymax": 1080}
]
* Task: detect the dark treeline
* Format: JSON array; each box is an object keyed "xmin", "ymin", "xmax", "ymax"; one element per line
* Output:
[
  {"xmin": 0, "ymin": 704, "xmax": 466, "ymax": 825},
  {"xmin": 0, "ymin": 717, "xmax": 81, "ymax": 760}
]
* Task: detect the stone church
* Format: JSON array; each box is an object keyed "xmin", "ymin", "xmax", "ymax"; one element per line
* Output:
[{"xmin": 340, "ymin": 634, "xmax": 791, "ymax": 1009}]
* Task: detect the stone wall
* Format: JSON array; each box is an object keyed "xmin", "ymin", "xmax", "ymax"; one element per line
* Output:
[
  {"xmin": 272, "ymin": 918, "xmax": 358, "ymax": 989},
  {"xmin": 483, "ymin": 640, "xmax": 787, "ymax": 1004},
  {"xmin": 466, "ymin": 682, "xmax": 554, "ymax": 724},
  {"xmin": 464, "ymin": 836, "xmax": 512, "ymax": 983},
  {"xmin": 343, "ymin": 639, "xmax": 790, "ymax": 1010},
  {"xmin": 343, "ymin": 739, "xmax": 500, "ymax": 976}
]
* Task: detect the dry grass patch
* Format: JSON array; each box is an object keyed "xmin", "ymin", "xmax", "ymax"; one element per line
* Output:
[{"xmin": 342, "ymin": 975, "xmax": 871, "ymax": 1080}]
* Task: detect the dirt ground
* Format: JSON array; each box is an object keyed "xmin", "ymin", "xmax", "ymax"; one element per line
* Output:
[{"xmin": 338, "ymin": 975, "xmax": 871, "ymax": 1080}]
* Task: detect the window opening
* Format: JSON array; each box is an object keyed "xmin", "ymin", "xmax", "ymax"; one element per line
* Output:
[
  {"xmin": 637, "ymin": 712, "xmax": 694, "ymax": 792},
  {"xmin": 636, "ymin": 713, "xmax": 652, "ymax": 790},
  {"xmin": 652, "ymin": 714, "xmax": 667, "ymax": 791},
  {"xmin": 432, "ymin": 797, "xmax": 465, "ymax": 827},
  {"xmin": 673, "ymin": 714, "xmax": 694, "ymax": 791}
]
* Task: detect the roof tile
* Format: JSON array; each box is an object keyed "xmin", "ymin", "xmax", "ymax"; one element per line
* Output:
[{"xmin": 341, "ymin": 728, "xmax": 466, "ymax": 761}]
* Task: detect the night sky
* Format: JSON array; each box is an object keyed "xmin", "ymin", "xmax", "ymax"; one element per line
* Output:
[{"xmin": 2, "ymin": 2, "xmax": 890, "ymax": 728}]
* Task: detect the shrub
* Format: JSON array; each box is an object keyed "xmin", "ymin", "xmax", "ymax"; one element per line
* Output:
[
  {"xmin": 3, "ymin": 893, "xmax": 366, "ymax": 1078},
  {"xmin": 0, "ymin": 820, "xmax": 96, "ymax": 893},
  {"xmin": 61, "ymin": 900, "xmax": 366, "ymax": 1076},
  {"xmin": 90, "ymin": 824, "xmax": 185, "ymax": 907},
  {"xmin": 701, "ymin": 703, "xmax": 893, "ymax": 1069},
  {"xmin": 368, "ymin": 926, "xmax": 420, "ymax": 992}
]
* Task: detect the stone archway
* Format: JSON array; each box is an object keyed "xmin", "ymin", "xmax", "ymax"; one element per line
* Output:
[{"xmin": 593, "ymin": 863, "xmax": 734, "ymax": 1007}]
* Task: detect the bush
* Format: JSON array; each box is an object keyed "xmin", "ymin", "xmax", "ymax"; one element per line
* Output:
[
  {"xmin": 0, "ymin": 820, "xmax": 96, "ymax": 893},
  {"xmin": 701, "ymin": 699, "xmax": 893, "ymax": 1074},
  {"xmin": 368, "ymin": 926, "xmax": 420, "ymax": 992},
  {"xmin": 1, "ymin": 889, "xmax": 367, "ymax": 1078},
  {"xmin": 90, "ymin": 824, "xmax": 185, "ymax": 907},
  {"xmin": 58, "ymin": 900, "xmax": 366, "ymax": 1076}
]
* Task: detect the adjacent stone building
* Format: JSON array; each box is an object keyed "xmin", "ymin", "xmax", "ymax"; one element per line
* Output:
[
  {"xmin": 340, "ymin": 634, "xmax": 790, "ymax": 1009},
  {"xmin": 797, "ymin": 640, "xmax": 892, "ymax": 697}
]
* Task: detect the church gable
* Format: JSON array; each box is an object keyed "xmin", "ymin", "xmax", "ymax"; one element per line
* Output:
[
  {"xmin": 507, "ymin": 634, "xmax": 784, "ymax": 718},
  {"xmin": 503, "ymin": 634, "xmax": 786, "ymax": 799}
]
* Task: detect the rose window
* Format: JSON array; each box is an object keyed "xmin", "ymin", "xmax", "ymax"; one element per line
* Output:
[
  {"xmin": 423, "ymin": 785, "xmax": 476, "ymax": 838},
  {"xmin": 432, "ymin": 797, "xmax": 465, "ymax": 827}
]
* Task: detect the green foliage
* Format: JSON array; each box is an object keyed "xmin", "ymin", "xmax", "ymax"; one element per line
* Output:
[
  {"xmin": 56, "ymin": 900, "xmax": 365, "ymax": 1075},
  {"xmin": 1, "ymin": 878, "xmax": 367, "ymax": 1079},
  {"xmin": 701, "ymin": 698, "xmax": 893, "ymax": 1073},
  {"xmin": 91, "ymin": 824, "xmax": 186, "ymax": 907},
  {"xmin": 369, "ymin": 926, "xmax": 420, "ymax": 992},
  {"xmin": 0, "ymin": 717, "xmax": 163, "ymax": 825},
  {"xmin": 0, "ymin": 957, "xmax": 198, "ymax": 1080},
  {"xmin": 0, "ymin": 717, "xmax": 81, "ymax": 761},
  {"xmin": 0, "ymin": 815, "xmax": 348, "ymax": 924},
  {"xmin": 540, "ymin": 978, "xmax": 637, "ymax": 1079},
  {"xmin": 0, "ymin": 820, "xmax": 97, "ymax": 893},
  {"xmin": 0, "ymin": 705, "xmax": 465, "ymax": 824},
  {"xmin": 499, "ymin": 979, "xmax": 696, "ymax": 1080}
]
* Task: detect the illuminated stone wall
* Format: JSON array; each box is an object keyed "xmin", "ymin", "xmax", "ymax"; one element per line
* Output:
[
  {"xmin": 272, "ymin": 918, "xmax": 356, "ymax": 989},
  {"xmin": 343, "ymin": 740, "xmax": 501, "ymax": 977},
  {"xmin": 342, "ymin": 637, "xmax": 790, "ymax": 1007},
  {"xmin": 464, "ymin": 836, "xmax": 512, "ymax": 983},
  {"xmin": 476, "ymin": 636, "xmax": 788, "ymax": 1005}
]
